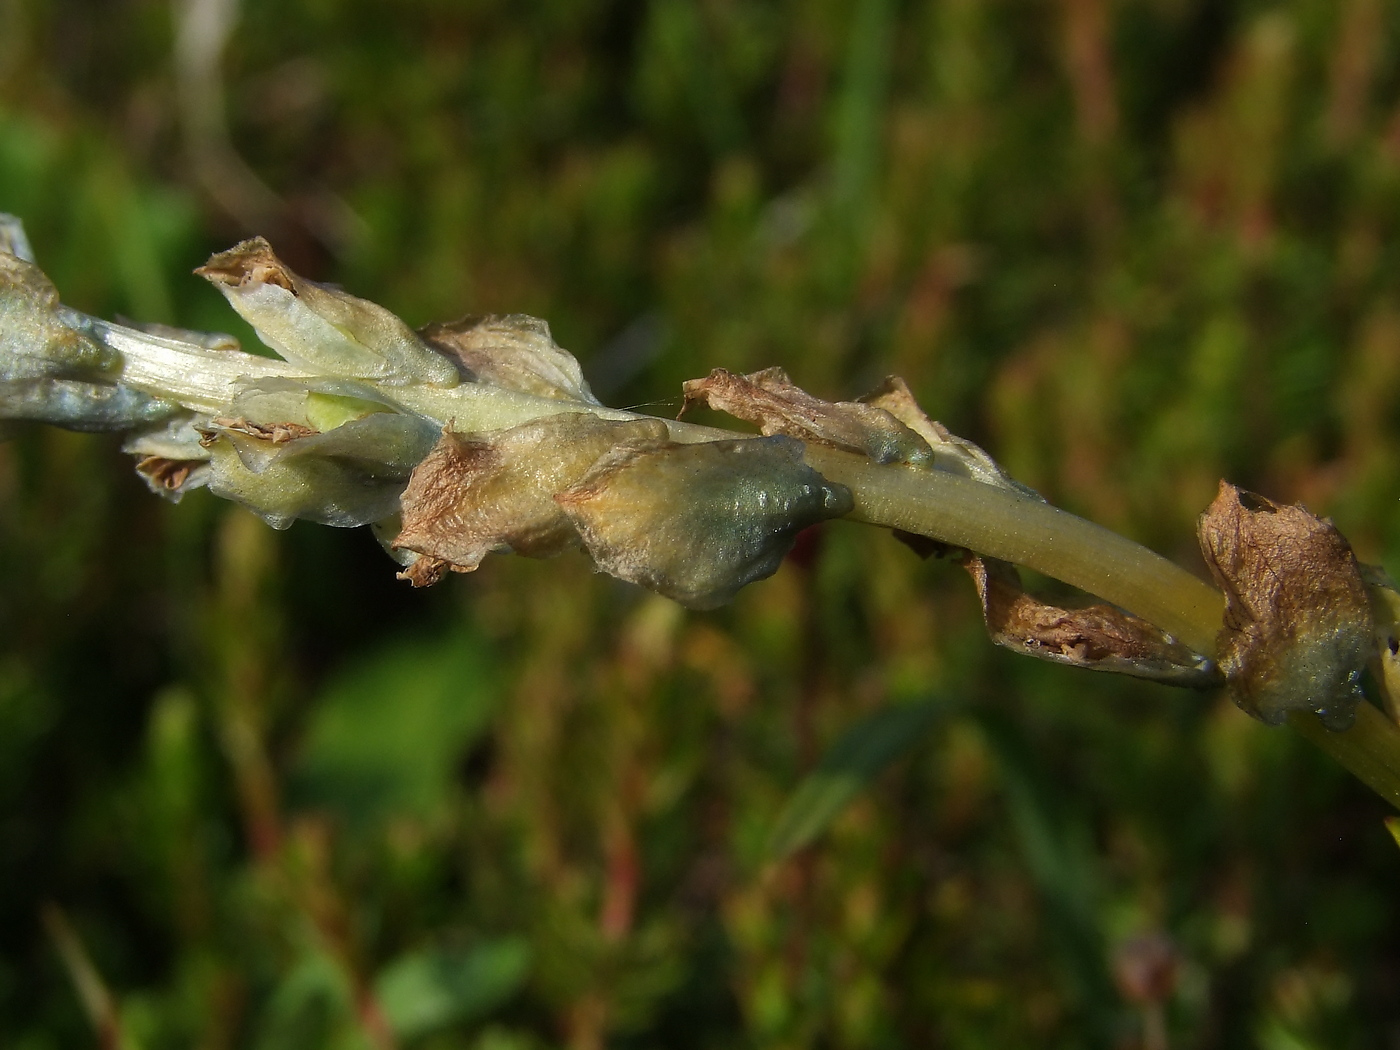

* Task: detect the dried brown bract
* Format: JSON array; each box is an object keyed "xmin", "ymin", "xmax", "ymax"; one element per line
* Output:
[
  {"xmin": 393, "ymin": 414, "xmax": 670, "ymax": 583},
  {"xmin": 1198, "ymin": 482, "xmax": 1372, "ymax": 729},
  {"xmin": 134, "ymin": 456, "xmax": 206, "ymax": 496},
  {"xmin": 556, "ymin": 435, "xmax": 852, "ymax": 609},
  {"xmin": 204, "ymin": 417, "xmax": 319, "ymax": 445},
  {"xmin": 682, "ymin": 367, "xmax": 933, "ymax": 466},
  {"xmin": 419, "ymin": 315, "xmax": 601, "ymax": 404},
  {"xmin": 962, "ymin": 554, "xmax": 1218, "ymax": 686}
]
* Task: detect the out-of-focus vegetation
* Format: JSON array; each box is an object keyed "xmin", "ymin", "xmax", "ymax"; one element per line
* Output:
[{"xmin": 2, "ymin": 0, "xmax": 1399, "ymax": 1046}]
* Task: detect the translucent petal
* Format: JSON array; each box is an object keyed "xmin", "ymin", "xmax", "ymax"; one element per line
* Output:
[
  {"xmin": 558, "ymin": 435, "xmax": 852, "ymax": 609},
  {"xmin": 418, "ymin": 314, "xmax": 600, "ymax": 404}
]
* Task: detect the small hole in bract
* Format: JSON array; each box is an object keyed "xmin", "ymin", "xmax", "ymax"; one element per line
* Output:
[{"xmin": 1237, "ymin": 490, "xmax": 1277, "ymax": 513}]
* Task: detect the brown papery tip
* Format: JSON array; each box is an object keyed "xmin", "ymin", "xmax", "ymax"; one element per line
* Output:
[{"xmin": 194, "ymin": 237, "xmax": 294, "ymax": 291}]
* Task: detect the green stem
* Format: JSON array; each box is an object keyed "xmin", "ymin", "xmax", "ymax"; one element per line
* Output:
[
  {"xmin": 1288, "ymin": 706, "xmax": 1400, "ymax": 810},
  {"xmin": 804, "ymin": 449, "xmax": 1400, "ymax": 811},
  {"xmin": 801, "ymin": 449, "xmax": 1223, "ymax": 652}
]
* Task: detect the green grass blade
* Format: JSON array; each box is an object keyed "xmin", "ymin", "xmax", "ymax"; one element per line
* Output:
[{"xmin": 767, "ymin": 697, "xmax": 945, "ymax": 859}]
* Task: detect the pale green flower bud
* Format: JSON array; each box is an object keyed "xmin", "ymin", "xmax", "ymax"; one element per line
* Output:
[
  {"xmin": 199, "ymin": 389, "xmax": 438, "ymax": 529},
  {"xmin": 196, "ymin": 238, "xmax": 461, "ymax": 387}
]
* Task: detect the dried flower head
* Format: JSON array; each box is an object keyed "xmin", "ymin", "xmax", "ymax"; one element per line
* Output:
[{"xmin": 1198, "ymin": 482, "xmax": 1371, "ymax": 729}]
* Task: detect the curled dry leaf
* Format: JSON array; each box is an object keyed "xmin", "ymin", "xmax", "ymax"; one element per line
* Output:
[
  {"xmin": 393, "ymin": 414, "xmax": 670, "ymax": 586},
  {"xmin": 1198, "ymin": 482, "xmax": 1371, "ymax": 729},
  {"xmin": 419, "ymin": 315, "xmax": 600, "ymax": 404},
  {"xmin": 962, "ymin": 554, "xmax": 1218, "ymax": 686},
  {"xmin": 197, "ymin": 238, "xmax": 460, "ymax": 386},
  {"xmin": 682, "ymin": 367, "xmax": 933, "ymax": 466},
  {"xmin": 556, "ymin": 435, "xmax": 853, "ymax": 609}
]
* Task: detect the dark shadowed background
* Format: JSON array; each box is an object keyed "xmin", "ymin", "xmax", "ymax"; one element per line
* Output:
[{"xmin": 1, "ymin": 0, "xmax": 1399, "ymax": 1047}]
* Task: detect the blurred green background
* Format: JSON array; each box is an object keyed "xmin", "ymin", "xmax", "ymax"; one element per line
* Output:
[{"xmin": 2, "ymin": 0, "xmax": 1400, "ymax": 1046}]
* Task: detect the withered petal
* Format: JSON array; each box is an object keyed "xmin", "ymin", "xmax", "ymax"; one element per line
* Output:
[
  {"xmin": 556, "ymin": 435, "xmax": 853, "ymax": 609},
  {"xmin": 393, "ymin": 413, "xmax": 669, "ymax": 579},
  {"xmin": 681, "ymin": 367, "xmax": 933, "ymax": 466},
  {"xmin": 135, "ymin": 456, "xmax": 210, "ymax": 501},
  {"xmin": 1197, "ymin": 481, "xmax": 1372, "ymax": 729},
  {"xmin": 418, "ymin": 314, "xmax": 601, "ymax": 404},
  {"xmin": 398, "ymin": 555, "xmax": 452, "ymax": 588},
  {"xmin": 206, "ymin": 417, "xmax": 319, "ymax": 445},
  {"xmin": 962, "ymin": 554, "xmax": 1218, "ymax": 686}
]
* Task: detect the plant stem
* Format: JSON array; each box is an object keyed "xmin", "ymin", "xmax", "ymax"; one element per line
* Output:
[
  {"xmin": 803, "ymin": 449, "xmax": 1400, "ymax": 811},
  {"xmin": 800, "ymin": 449, "xmax": 1222, "ymax": 652}
]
